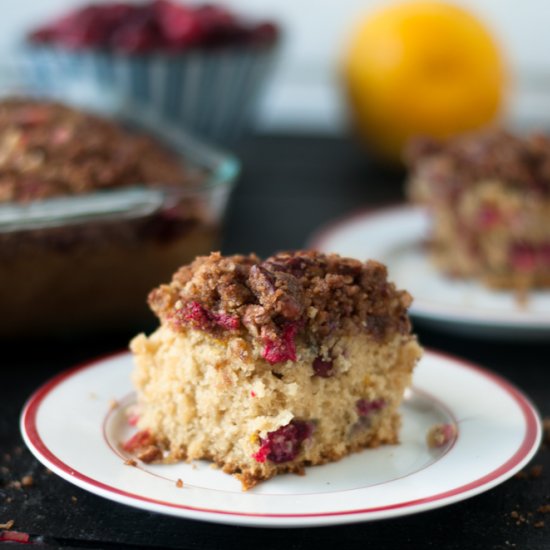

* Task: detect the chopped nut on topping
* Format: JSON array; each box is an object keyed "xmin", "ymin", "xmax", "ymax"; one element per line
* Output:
[
  {"xmin": 71, "ymin": 496, "xmax": 78, "ymax": 503},
  {"xmin": 0, "ymin": 520, "xmax": 14, "ymax": 530},
  {"xmin": 307, "ymin": 306, "xmax": 318, "ymax": 319},
  {"xmin": 124, "ymin": 459, "xmax": 137, "ymax": 467}
]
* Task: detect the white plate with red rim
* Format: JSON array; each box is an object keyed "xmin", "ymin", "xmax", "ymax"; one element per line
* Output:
[
  {"xmin": 310, "ymin": 205, "xmax": 550, "ymax": 339},
  {"xmin": 21, "ymin": 350, "xmax": 540, "ymax": 528}
]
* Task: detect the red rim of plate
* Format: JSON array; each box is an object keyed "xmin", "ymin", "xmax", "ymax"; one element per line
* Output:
[{"xmin": 21, "ymin": 349, "xmax": 541, "ymax": 521}]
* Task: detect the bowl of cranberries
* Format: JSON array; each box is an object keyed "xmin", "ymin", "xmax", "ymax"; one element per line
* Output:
[{"xmin": 24, "ymin": 1, "xmax": 279, "ymax": 143}]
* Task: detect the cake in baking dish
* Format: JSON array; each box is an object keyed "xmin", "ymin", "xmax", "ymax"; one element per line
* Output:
[
  {"xmin": 407, "ymin": 129, "xmax": 550, "ymax": 292},
  {"xmin": 129, "ymin": 250, "xmax": 422, "ymax": 489},
  {"xmin": 0, "ymin": 98, "xmax": 225, "ymax": 335}
]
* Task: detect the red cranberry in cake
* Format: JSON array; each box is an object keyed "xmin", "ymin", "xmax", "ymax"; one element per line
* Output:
[
  {"xmin": 262, "ymin": 322, "xmax": 300, "ymax": 365},
  {"xmin": 252, "ymin": 420, "xmax": 315, "ymax": 464},
  {"xmin": 122, "ymin": 430, "xmax": 154, "ymax": 452},
  {"xmin": 312, "ymin": 357, "xmax": 334, "ymax": 378},
  {"xmin": 356, "ymin": 398, "xmax": 386, "ymax": 417}
]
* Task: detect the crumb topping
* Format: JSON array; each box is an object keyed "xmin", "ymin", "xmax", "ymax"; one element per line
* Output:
[
  {"xmin": 148, "ymin": 251, "xmax": 414, "ymax": 361},
  {"xmin": 0, "ymin": 98, "xmax": 188, "ymax": 203},
  {"xmin": 406, "ymin": 129, "xmax": 550, "ymax": 197}
]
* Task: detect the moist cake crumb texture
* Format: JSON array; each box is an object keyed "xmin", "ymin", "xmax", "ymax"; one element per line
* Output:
[
  {"xmin": 407, "ymin": 129, "xmax": 550, "ymax": 292},
  {"xmin": 130, "ymin": 250, "xmax": 422, "ymax": 489}
]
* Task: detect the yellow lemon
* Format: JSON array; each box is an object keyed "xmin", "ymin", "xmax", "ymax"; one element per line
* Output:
[{"xmin": 343, "ymin": 1, "xmax": 506, "ymax": 161}]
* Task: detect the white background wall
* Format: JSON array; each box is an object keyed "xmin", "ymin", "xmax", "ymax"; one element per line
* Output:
[{"xmin": 2, "ymin": 0, "xmax": 550, "ymax": 132}]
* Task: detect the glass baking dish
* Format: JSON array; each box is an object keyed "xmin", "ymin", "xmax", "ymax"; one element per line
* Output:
[{"xmin": 0, "ymin": 103, "xmax": 240, "ymax": 337}]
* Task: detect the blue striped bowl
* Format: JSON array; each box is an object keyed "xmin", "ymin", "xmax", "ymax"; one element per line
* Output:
[{"xmin": 23, "ymin": 44, "xmax": 277, "ymax": 143}]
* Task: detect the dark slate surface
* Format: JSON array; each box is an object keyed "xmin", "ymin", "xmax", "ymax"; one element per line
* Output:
[{"xmin": 1, "ymin": 134, "xmax": 549, "ymax": 550}]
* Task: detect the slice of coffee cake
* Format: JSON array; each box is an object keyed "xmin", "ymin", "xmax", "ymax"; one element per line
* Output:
[
  {"xmin": 407, "ymin": 130, "xmax": 550, "ymax": 291},
  {"xmin": 129, "ymin": 251, "xmax": 422, "ymax": 489}
]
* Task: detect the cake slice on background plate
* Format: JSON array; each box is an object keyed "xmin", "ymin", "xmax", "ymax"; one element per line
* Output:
[
  {"xmin": 129, "ymin": 250, "xmax": 422, "ymax": 489},
  {"xmin": 407, "ymin": 129, "xmax": 550, "ymax": 295}
]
